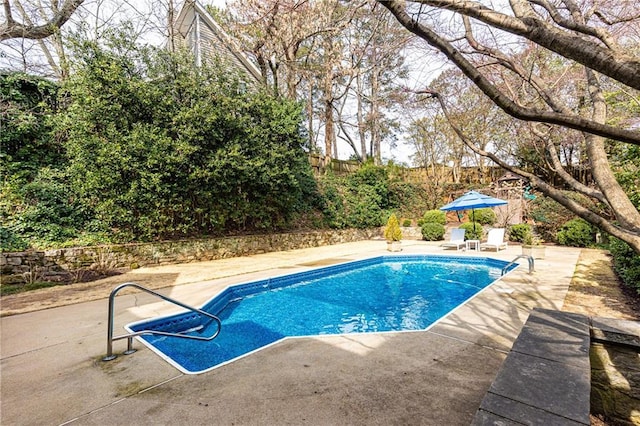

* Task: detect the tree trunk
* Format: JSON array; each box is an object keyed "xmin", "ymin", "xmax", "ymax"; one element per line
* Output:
[
  {"xmin": 370, "ymin": 66, "xmax": 381, "ymax": 165},
  {"xmin": 323, "ymin": 70, "xmax": 335, "ymax": 166},
  {"xmin": 307, "ymin": 82, "xmax": 315, "ymax": 153},
  {"xmin": 356, "ymin": 69, "xmax": 367, "ymax": 162},
  {"xmin": 584, "ymin": 69, "xmax": 640, "ymax": 232}
]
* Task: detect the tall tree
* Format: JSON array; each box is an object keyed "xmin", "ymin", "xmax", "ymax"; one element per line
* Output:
[
  {"xmin": 382, "ymin": 0, "xmax": 640, "ymax": 253},
  {"xmin": 227, "ymin": 0, "xmax": 410, "ymax": 164},
  {"xmin": 408, "ymin": 115, "xmax": 462, "ymax": 184},
  {"xmin": 426, "ymin": 69, "xmax": 513, "ymax": 183},
  {"xmin": 336, "ymin": 2, "xmax": 410, "ymax": 164}
]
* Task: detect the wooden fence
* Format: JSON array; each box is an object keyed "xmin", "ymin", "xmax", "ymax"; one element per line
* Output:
[{"xmin": 308, "ymin": 154, "xmax": 505, "ymax": 185}]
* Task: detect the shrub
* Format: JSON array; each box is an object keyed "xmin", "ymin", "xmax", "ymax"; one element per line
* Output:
[
  {"xmin": 337, "ymin": 164, "xmax": 400, "ymax": 229},
  {"xmin": 316, "ymin": 173, "xmax": 346, "ymax": 229},
  {"xmin": 402, "ymin": 219, "xmax": 412, "ymax": 227},
  {"xmin": 387, "ymin": 179, "xmax": 433, "ymax": 222},
  {"xmin": 473, "ymin": 208, "xmax": 496, "ymax": 225},
  {"xmin": 8, "ymin": 168, "xmax": 86, "ymax": 246},
  {"xmin": 421, "ymin": 222, "xmax": 445, "ymax": 241},
  {"xmin": 0, "ymin": 73, "xmax": 62, "ymax": 181},
  {"xmin": 459, "ymin": 222, "xmax": 483, "ymax": 240},
  {"xmin": 418, "ymin": 209, "xmax": 446, "ymax": 226},
  {"xmin": 608, "ymin": 238, "xmax": 640, "ymax": 293},
  {"xmin": 61, "ymin": 36, "xmax": 317, "ymax": 240},
  {"xmin": 509, "ymin": 224, "xmax": 532, "ymax": 243},
  {"xmin": 529, "ymin": 193, "xmax": 596, "ymax": 242},
  {"xmin": 0, "ymin": 226, "xmax": 29, "ymax": 252},
  {"xmin": 384, "ymin": 213, "xmax": 402, "ymax": 241},
  {"xmin": 344, "ymin": 184, "xmax": 387, "ymax": 229},
  {"xmin": 556, "ymin": 219, "xmax": 595, "ymax": 247}
]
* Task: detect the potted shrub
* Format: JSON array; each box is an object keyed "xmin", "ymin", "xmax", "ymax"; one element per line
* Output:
[
  {"xmin": 522, "ymin": 233, "xmax": 546, "ymax": 259},
  {"xmin": 384, "ymin": 213, "xmax": 403, "ymax": 252}
]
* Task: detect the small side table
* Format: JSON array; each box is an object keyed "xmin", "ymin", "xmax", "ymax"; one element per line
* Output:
[{"xmin": 466, "ymin": 239, "xmax": 480, "ymax": 252}]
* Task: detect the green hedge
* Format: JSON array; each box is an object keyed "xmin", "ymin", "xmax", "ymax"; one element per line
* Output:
[
  {"xmin": 418, "ymin": 209, "xmax": 446, "ymax": 226},
  {"xmin": 458, "ymin": 222, "xmax": 483, "ymax": 240},
  {"xmin": 608, "ymin": 238, "xmax": 640, "ymax": 294},
  {"xmin": 556, "ymin": 219, "xmax": 595, "ymax": 247},
  {"xmin": 472, "ymin": 208, "xmax": 496, "ymax": 226},
  {"xmin": 421, "ymin": 223, "xmax": 445, "ymax": 241}
]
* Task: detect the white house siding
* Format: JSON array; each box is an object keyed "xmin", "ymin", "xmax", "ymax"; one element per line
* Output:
[
  {"xmin": 173, "ymin": 1, "xmax": 262, "ymax": 85},
  {"xmin": 198, "ymin": 21, "xmax": 247, "ymax": 75}
]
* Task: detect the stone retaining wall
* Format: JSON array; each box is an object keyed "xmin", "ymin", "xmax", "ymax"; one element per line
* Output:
[
  {"xmin": 0, "ymin": 228, "xmax": 381, "ymax": 285},
  {"xmin": 473, "ymin": 310, "xmax": 640, "ymax": 425},
  {"xmin": 590, "ymin": 318, "xmax": 640, "ymax": 425}
]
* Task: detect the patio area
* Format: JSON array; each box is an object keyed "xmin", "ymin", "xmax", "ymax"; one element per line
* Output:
[{"xmin": 1, "ymin": 240, "xmax": 583, "ymax": 425}]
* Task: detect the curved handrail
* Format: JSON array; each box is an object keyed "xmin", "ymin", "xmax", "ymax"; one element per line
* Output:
[
  {"xmin": 501, "ymin": 255, "xmax": 535, "ymax": 275},
  {"xmin": 103, "ymin": 282, "xmax": 222, "ymax": 361}
]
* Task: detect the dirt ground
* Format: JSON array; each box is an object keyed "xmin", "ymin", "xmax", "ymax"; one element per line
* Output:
[{"xmin": 561, "ymin": 248, "xmax": 639, "ymax": 320}]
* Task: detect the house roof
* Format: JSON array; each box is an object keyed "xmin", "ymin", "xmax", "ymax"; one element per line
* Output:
[{"xmin": 173, "ymin": 0, "xmax": 263, "ymax": 84}]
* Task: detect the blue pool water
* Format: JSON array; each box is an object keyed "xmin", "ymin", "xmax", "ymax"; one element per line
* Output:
[{"xmin": 128, "ymin": 255, "xmax": 514, "ymax": 374}]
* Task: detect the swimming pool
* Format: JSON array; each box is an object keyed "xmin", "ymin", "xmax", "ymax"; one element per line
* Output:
[{"xmin": 127, "ymin": 255, "xmax": 516, "ymax": 374}]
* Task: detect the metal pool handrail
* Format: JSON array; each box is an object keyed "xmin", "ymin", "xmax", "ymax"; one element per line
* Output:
[
  {"xmin": 501, "ymin": 255, "xmax": 535, "ymax": 275},
  {"xmin": 103, "ymin": 282, "xmax": 222, "ymax": 361}
]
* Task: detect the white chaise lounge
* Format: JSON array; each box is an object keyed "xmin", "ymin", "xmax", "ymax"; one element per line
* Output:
[
  {"xmin": 480, "ymin": 228, "xmax": 508, "ymax": 251},
  {"xmin": 441, "ymin": 228, "xmax": 466, "ymax": 251}
]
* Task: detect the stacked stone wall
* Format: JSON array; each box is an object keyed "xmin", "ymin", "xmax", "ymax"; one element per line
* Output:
[
  {"xmin": 0, "ymin": 228, "xmax": 380, "ymax": 285},
  {"xmin": 590, "ymin": 319, "xmax": 640, "ymax": 425}
]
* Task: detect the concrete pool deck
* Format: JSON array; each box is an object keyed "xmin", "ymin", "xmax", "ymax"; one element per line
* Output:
[{"xmin": 1, "ymin": 240, "xmax": 583, "ymax": 425}]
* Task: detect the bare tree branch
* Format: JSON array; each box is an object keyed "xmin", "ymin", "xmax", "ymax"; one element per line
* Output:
[
  {"xmin": 530, "ymin": 125, "xmax": 608, "ymax": 204},
  {"xmin": 529, "ymin": 0, "xmax": 620, "ymax": 50},
  {"xmin": 380, "ymin": 0, "xmax": 640, "ymax": 145},
  {"xmin": 393, "ymin": 0, "xmax": 640, "ymax": 90},
  {"xmin": 1, "ymin": 0, "xmax": 85, "ymax": 41}
]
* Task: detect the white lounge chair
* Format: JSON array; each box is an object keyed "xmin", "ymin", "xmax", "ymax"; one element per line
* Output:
[
  {"xmin": 480, "ymin": 228, "xmax": 508, "ymax": 251},
  {"xmin": 441, "ymin": 228, "xmax": 466, "ymax": 251}
]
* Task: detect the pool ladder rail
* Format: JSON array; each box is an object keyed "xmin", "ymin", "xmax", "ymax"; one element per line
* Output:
[
  {"xmin": 501, "ymin": 255, "xmax": 535, "ymax": 275},
  {"xmin": 103, "ymin": 282, "xmax": 222, "ymax": 362}
]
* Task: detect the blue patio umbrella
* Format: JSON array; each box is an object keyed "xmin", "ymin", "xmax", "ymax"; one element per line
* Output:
[{"xmin": 440, "ymin": 190, "xmax": 508, "ymax": 231}]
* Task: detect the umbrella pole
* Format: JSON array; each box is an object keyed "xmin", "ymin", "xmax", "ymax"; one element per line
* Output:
[{"xmin": 472, "ymin": 209, "xmax": 476, "ymax": 232}]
